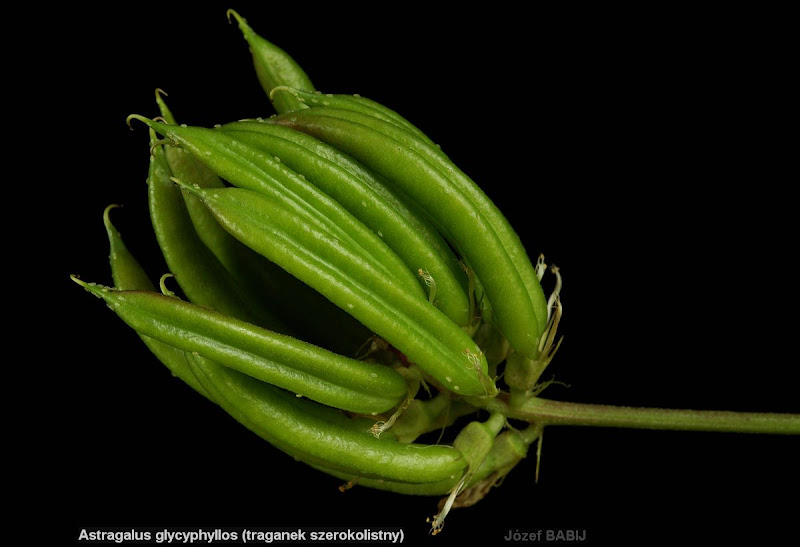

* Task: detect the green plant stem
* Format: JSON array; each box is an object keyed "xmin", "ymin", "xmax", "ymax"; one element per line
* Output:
[{"xmin": 476, "ymin": 395, "xmax": 800, "ymax": 435}]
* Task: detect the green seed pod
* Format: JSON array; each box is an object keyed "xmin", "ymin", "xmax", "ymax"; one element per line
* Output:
[
  {"xmin": 72, "ymin": 279, "xmax": 408, "ymax": 415},
  {"xmin": 174, "ymin": 181, "xmax": 495, "ymax": 397},
  {"xmin": 271, "ymin": 86, "xmax": 436, "ymax": 146},
  {"xmin": 227, "ymin": 9, "xmax": 314, "ymax": 114},
  {"xmin": 146, "ymin": 128, "xmax": 287, "ymax": 331},
  {"xmin": 306, "ymin": 463, "xmax": 461, "ymax": 497},
  {"xmin": 103, "ymin": 205, "xmax": 213, "ymax": 401},
  {"xmin": 154, "ymin": 93, "xmax": 372, "ymax": 355},
  {"xmin": 132, "ymin": 116, "xmax": 425, "ymax": 299},
  {"xmin": 185, "ymin": 352, "xmax": 467, "ymax": 483},
  {"xmin": 218, "ymin": 122, "xmax": 472, "ymax": 328},
  {"xmin": 266, "ymin": 107, "xmax": 546, "ymax": 360}
]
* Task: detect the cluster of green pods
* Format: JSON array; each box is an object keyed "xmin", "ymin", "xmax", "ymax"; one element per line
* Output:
[{"xmin": 74, "ymin": 10, "xmax": 559, "ymax": 534}]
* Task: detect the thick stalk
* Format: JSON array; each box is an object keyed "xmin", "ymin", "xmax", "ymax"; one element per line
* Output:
[{"xmin": 477, "ymin": 395, "xmax": 800, "ymax": 435}]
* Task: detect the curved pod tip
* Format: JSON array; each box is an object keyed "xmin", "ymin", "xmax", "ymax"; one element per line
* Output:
[
  {"xmin": 70, "ymin": 275, "xmax": 110, "ymax": 299},
  {"xmin": 226, "ymin": 9, "xmax": 247, "ymax": 28},
  {"xmin": 269, "ymin": 85, "xmax": 298, "ymax": 102},
  {"xmin": 126, "ymin": 113, "xmax": 156, "ymax": 130},
  {"xmin": 103, "ymin": 204, "xmax": 123, "ymax": 225}
]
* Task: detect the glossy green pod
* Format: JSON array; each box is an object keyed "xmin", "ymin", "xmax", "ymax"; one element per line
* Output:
[
  {"xmin": 131, "ymin": 116, "xmax": 424, "ymax": 299},
  {"xmin": 218, "ymin": 122, "xmax": 472, "ymax": 328},
  {"xmin": 227, "ymin": 9, "xmax": 314, "ymax": 114},
  {"xmin": 300, "ymin": 106, "xmax": 548, "ymax": 339},
  {"xmin": 154, "ymin": 94, "xmax": 371, "ymax": 355},
  {"xmin": 154, "ymin": 90, "xmax": 233, "ymax": 252},
  {"xmin": 105, "ymin": 207, "xmax": 435, "ymax": 482},
  {"xmin": 175, "ymin": 181, "xmax": 495, "ymax": 397},
  {"xmin": 267, "ymin": 108, "xmax": 546, "ymax": 359},
  {"xmin": 72, "ymin": 279, "xmax": 408, "ymax": 415},
  {"xmin": 307, "ymin": 417, "xmax": 523, "ymax": 497},
  {"xmin": 185, "ymin": 352, "xmax": 467, "ymax": 483},
  {"xmin": 306, "ymin": 464, "xmax": 461, "ymax": 496},
  {"xmin": 146, "ymin": 128, "xmax": 287, "ymax": 331},
  {"xmin": 270, "ymin": 86, "xmax": 436, "ymax": 146},
  {"xmin": 218, "ymin": 120, "xmax": 458, "ymax": 279},
  {"xmin": 309, "ymin": 426, "xmax": 531, "ymax": 497},
  {"xmin": 103, "ymin": 205, "xmax": 212, "ymax": 401}
]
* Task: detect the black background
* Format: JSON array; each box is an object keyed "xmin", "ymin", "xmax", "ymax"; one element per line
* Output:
[{"xmin": 34, "ymin": 2, "xmax": 797, "ymax": 545}]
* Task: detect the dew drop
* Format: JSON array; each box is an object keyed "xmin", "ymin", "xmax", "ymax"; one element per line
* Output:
[
  {"xmin": 213, "ymin": 194, "xmax": 220, "ymax": 198},
  {"xmin": 204, "ymin": 151, "xmax": 212, "ymax": 156},
  {"xmin": 446, "ymin": 376, "xmax": 452, "ymax": 382},
  {"xmin": 377, "ymin": 230, "xmax": 383, "ymax": 238},
  {"xmin": 311, "ymin": 98, "xmax": 319, "ymax": 104},
  {"xmin": 296, "ymin": 393, "xmax": 303, "ymax": 398},
  {"xmin": 454, "ymin": 386, "xmax": 460, "ymax": 391},
  {"xmin": 322, "ymin": 101, "xmax": 330, "ymax": 106},
  {"xmin": 325, "ymin": 93, "xmax": 333, "ymax": 98},
  {"xmin": 354, "ymin": 93, "xmax": 361, "ymax": 98},
  {"xmin": 180, "ymin": 123, "xmax": 187, "ymax": 128},
  {"xmin": 361, "ymin": 200, "xmax": 367, "ymax": 207},
  {"xmin": 370, "ymin": 372, "xmax": 378, "ymax": 378},
  {"xmin": 347, "ymin": 303, "xmax": 354, "ymax": 309}
]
